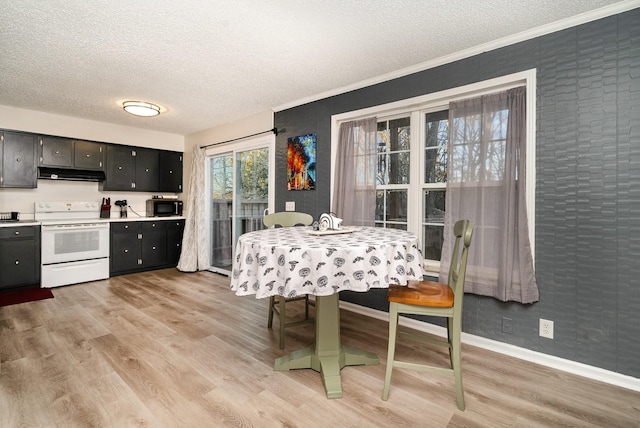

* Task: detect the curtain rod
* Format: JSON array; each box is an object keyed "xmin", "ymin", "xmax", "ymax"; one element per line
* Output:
[{"xmin": 200, "ymin": 127, "xmax": 278, "ymax": 149}]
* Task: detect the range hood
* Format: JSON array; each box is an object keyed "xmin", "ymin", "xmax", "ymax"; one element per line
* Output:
[{"xmin": 38, "ymin": 167, "xmax": 106, "ymax": 182}]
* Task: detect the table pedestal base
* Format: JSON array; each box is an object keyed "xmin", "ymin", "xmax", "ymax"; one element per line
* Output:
[{"xmin": 273, "ymin": 293, "xmax": 379, "ymax": 399}]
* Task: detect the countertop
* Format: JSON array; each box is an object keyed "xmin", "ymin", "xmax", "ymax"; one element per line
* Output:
[{"xmin": 0, "ymin": 216, "xmax": 185, "ymax": 228}]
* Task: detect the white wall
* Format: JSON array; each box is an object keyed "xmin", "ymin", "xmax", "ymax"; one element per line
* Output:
[{"xmin": 0, "ymin": 105, "xmax": 184, "ymax": 218}]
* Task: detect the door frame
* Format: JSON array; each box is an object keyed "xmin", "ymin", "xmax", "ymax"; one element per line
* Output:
[{"xmin": 204, "ymin": 135, "xmax": 275, "ymax": 275}]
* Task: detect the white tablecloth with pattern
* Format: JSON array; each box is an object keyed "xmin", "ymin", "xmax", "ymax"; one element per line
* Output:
[{"xmin": 230, "ymin": 226, "xmax": 423, "ymax": 298}]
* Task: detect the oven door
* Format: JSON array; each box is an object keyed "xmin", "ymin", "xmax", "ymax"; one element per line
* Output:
[{"xmin": 41, "ymin": 222, "xmax": 110, "ymax": 264}]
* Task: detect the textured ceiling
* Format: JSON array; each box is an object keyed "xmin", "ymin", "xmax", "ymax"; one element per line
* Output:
[{"xmin": 0, "ymin": 0, "xmax": 633, "ymax": 136}]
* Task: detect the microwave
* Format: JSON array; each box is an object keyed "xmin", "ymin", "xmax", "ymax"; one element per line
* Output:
[{"xmin": 146, "ymin": 199, "xmax": 183, "ymax": 217}]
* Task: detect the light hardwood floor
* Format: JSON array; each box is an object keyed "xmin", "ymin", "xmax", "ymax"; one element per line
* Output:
[{"xmin": 1, "ymin": 269, "xmax": 639, "ymax": 427}]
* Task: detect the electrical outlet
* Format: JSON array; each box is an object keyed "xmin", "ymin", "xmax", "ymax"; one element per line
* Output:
[
  {"xmin": 285, "ymin": 201, "xmax": 295, "ymax": 211},
  {"xmin": 502, "ymin": 317, "xmax": 513, "ymax": 334},
  {"xmin": 539, "ymin": 318, "xmax": 554, "ymax": 339}
]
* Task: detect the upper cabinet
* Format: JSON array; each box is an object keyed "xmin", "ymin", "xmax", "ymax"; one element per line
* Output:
[
  {"xmin": 74, "ymin": 140, "xmax": 105, "ymax": 170},
  {"xmin": 1, "ymin": 128, "xmax": 182, "ymax": 192},
  {"xmin": 159, "ymin": 150, "xmax": 183, "ymax": 193},
  {"xmin": 0, "ymin": 130, "xmax": 38, "ymax": 188},
  {"xmin": 39, "ymin": 136, "xmax": 104, "ymax": 170},
  {"xmin": 102, "ymin": 145, "xmax": 182, "ymax": 192},
  {"xmin": 133, "ymin": 147, "xmax": 160, "ymax": 192}
]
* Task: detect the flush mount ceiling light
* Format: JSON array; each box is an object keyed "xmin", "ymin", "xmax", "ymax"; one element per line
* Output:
[{"xmin": 122, "ymin": 101, "xmax": 161, "ymax": 117}]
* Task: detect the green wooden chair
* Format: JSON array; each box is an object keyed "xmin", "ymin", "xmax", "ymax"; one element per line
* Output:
[
  {"xmin": 263, "ymin": 211, "xmax": 315, "ymax": 349},
  {"xmin": 382, "ymin": 219, "xmax": 474, "ymax": 410}
]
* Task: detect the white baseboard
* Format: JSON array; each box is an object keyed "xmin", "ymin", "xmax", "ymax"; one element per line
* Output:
[{"xmin": 339, "ymin": 301, "xmax": 640, "ymax": 393}]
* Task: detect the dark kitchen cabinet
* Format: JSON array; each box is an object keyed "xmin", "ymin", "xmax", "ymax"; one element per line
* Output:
[
  {"xmin": 0, "ymin": 130, "xmax": 38, "ymax": 188},
  {"xmin": 104, "ymin": 145, "xmax": 135, "ymax": 190},
  {"xmin": 166, "ymin": 219, "xmax": 185, "ymax": 265},
  {"xmin": 159, "ymin": 150, "xmax": 183, "ymax": 193},
  {"xmin": 0, "ymin": 225, "xmax": 41, "ymax": 290},
  {"xmin": 39, "ymin": 136, "xmax": 73, "ymax": 167},
  {"xmin": 134, "ymin": 148, "xmax": 160, "ymax": 192},
  {"xmin": 102, "ymin": 145, "xmax": 161, "ymax": 192},
  {"xmin": 39, "ymin": 136, "xmax": 105, "ymax": 170},
  {"xmin": 109, "ymin": 219, "xmax": 184, "ymax": 276},
  {"xmin": 140, "ymin": 221, "xmax": 167, "ymax": 268},
  {"xmin": 110, "ymin": 222, "xmax": 141, "ymax": 274},
  {"xmin": 74, "ymin": 140, "xmax": 105, "ymax": 170}
]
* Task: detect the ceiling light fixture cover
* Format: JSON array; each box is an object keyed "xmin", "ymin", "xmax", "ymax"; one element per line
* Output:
[{"xmin": 122, "ymin": 101, "xmax": 161, "ymax": 117}]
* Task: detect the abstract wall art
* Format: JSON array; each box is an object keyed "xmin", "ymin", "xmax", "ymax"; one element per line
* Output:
[{"xmin": 287, "ymin": 133, "xmax": 316, "ymax": 191}]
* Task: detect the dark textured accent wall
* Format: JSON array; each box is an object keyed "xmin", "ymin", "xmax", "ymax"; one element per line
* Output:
[{"xmin": 274, "ymin": 9, "xmax": 640, "ymax": 378}]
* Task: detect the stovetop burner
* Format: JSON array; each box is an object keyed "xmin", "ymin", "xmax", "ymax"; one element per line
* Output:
[{"xmin": 34, "ymin": 201, "xmax": 103, "ymax": 222}]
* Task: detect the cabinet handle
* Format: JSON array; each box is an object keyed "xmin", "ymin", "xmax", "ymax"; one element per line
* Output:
[
  {"xmin": 138, "ymin": 259, "xmax": 142, "ymax": 265},
  {"xmin": 152, "ymin": 246, "xmax": 156, "ymax": 250},
  {"xmin": 118, "ymin": 166, "xmax": 122, "ymax": 170},
  {"xmin": 15, "ymin": 260, "xmax": 20, "ymax": 265},
  {"xmin": 86, "ymin": 154, "xmax": 91, "ymax": 157},
  {"xmin": 16, "ymin": 157, "xmax": 22, "ymax": 162},
  {"xmin": 138, "ymin": 233, "xmax": 143, "ymax": 239},
  {"xmin": 124, "ymin": 225, "xmax": 129, "ymax": 229},
  {"xmin": 169, "ymin": 170, "xmax": 173, "ymax": 174},
  {"xmin": 14, "ymin": 231, "xmax": 20, "ymax": 235},
  {"xmin": 145, "ymin": 168, "xmax": 149, "ymax": 172},
  {"xmin": 124, "ymin": 249, "xmax": 128, "ymax": 253}
]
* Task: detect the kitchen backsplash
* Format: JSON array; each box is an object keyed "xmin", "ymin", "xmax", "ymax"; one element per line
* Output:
[{"xmin": 0, "ymin": 180, "xmax": 177, "ymax": 219}]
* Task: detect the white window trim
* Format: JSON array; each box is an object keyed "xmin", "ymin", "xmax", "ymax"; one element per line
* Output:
[
  {"xmin": 204, "ymin": 134, "xmax": 275, "ymax": 275},
  {"xmin": 330, "ymin": 69, "xmax": 537, "ymax": 261}
]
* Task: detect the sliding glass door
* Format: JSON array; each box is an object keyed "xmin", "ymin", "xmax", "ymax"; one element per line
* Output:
[{"xmin": 206, "ymin": 136, "xmax": 274, "ymax": 275}]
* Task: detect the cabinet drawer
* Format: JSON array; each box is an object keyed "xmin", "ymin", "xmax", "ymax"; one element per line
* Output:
[
  {"xmin": 141, "ymin": 221, "xmax": 166, "ymax": 231},
  {"xmin": 0, "ymin": 226, "xmax": 37, "ymax": 239},
  {"xmin": 110, "ymin": 222, "xmax": 139, "ymax": 233}
]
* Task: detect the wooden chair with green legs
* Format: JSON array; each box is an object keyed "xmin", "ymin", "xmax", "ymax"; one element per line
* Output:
[
  {"xmin": 263, "ymin": 211, "xmax": 315, "ymax": 349},
  {"xmin": 382, "ymin": 219, "xmax": 474, "ymax": 410}
]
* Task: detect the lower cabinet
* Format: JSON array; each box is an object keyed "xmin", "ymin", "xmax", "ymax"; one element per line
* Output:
[
  {"xmin": 110, "ymin": 219, "xmax": 184, "ymax": 276},
  {"xmin": 0, "ymin": 225, "xmax": 41, "ymax": 290}
]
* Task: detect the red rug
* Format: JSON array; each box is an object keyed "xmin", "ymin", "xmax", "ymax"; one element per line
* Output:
[{"xmin": 0, "ymin": 288, "xmax": 54, "ymax": 307}]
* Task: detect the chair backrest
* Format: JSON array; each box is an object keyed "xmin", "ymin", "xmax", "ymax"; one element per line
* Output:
[
  {"xmin": 448, "ymin": 219, "xmax": 474, "ymax": 308},
  {"xmin": 263, "ymin": 211, "xmax": 314, "ymax": 228}
]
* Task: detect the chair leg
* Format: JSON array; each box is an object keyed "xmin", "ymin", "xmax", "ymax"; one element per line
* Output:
[
  {"xmin": 382, "ymin": 302, "xmax": 399, "ymax": 400},
  {"xmin": 451, "ymin": 317, "xmax": 465, "ymax": 411},
  {"xmin": 278, "ymin": 296, "xmax": 286, "ymax": 349},
  {"xmin": 447, "ymin": 317, "xmax": 454, "ymax": 369},
  {"xmin": 267, "ymin": 296, "xmax": 275, "ymax": 328},
  {"xmin": 304, "ymin": 295, "xmax": 309, "ymax": 320}
]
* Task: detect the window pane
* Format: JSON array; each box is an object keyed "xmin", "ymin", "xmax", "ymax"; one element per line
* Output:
[
  {"xmin": 425, "ymin": 111, "xmax": 448, "ymax": 183},
  {"xmin": 423, "ymin": 225, "xmax": 444, "ymax": 261},
  {"xmin": 377, "ymin": 117, "xmax": 410, "ymax": 185},
  {"xmin": 423, "ymin": 190, "xmax": 445, "ymax": 223},
  {"xmin": 385, "ymin": 190, "xmax": 407, "ymax": 223},
  {"xmin": 387, "ymin": 152, "xmax": 410, "ymax": 184},
  {"xmin": 375, "ymin": 190, "xmax": 384, "ymax": 222},
  {"xmin": 375, "ymin": 189, "xmax": 407, "ymax": 226}
]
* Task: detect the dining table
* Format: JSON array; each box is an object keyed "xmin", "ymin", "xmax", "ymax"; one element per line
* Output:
[{"xmin": 229, "ymin": 225, "xmax": 424, "ymax": 398}]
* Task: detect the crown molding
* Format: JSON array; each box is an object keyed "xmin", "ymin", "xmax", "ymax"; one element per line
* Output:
[{"xmin": 274, "ymin": 0, "xmax": 640, "ymax": 113}]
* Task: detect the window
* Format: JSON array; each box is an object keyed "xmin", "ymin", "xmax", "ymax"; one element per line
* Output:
[
  {"xmin": 205, "ymin": 136, "xmax": 275, "ymax": 275},
  {"xmin": 376, "ymin": 117, "xmax": 410, "ymax": 230},
  {"xmin": 331, "ymin": 70, "xmax": 536, "ymax": 274}
]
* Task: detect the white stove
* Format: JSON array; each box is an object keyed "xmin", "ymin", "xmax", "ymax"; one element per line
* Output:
[{"xmin": 35, "ymin": 201, "xmax": 110, "ymax": 288}]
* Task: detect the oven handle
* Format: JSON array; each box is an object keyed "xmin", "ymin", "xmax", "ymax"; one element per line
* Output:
[{"xmin": 42, "ymin": 223, "xmax": 110, "ymax": 231}]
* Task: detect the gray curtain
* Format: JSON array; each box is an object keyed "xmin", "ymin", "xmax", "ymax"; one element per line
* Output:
[
  {"xmin": 177, "ymin": 144, "xmax": 209, "ymax": 272},
  {"xmin": 333, "ymin": 118, "xmax": 378, "ymax": 226},
  {"xmin": 440, "ymin": 87, "xmax": 538, "ymax": 303}
]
